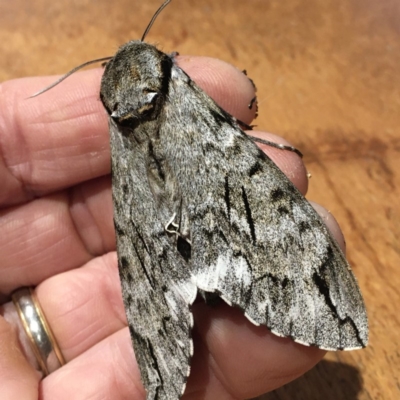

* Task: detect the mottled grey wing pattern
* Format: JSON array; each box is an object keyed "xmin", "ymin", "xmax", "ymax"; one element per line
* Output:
[
  {"xmin": 157, "ymin": 65, "xmax": 368, "ymax": 351},
  {"xmin": 110, "ymin": 120, "xmax": 197, "ymax": 399}
]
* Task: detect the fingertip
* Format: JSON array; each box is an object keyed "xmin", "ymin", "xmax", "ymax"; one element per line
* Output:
[
  {"xmin": 250, "ymin": 131, "xmax": 309, "ymax": 195},
  {"xmin": 310, "ymin": 202, "xmax": 347, "ymax": 253},
  {"xmin": 41, "ymin": 328, "xmax": 145, "ymax": 400},
  {"xmin": 176, "ymin": 56, "xmax": 257, "ymax": 124},
  {"xmin": 247, "ymin": 132, "xmax": 345, "ymax": 253},
  {"xmin": 193, "ymin": 302, "xmax": 325, "ymax": 398}
]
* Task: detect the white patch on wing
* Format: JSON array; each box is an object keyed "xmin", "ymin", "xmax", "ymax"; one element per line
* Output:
[
  {"xmin": 174, "ymin": 279, "xmax": 197, "ymax": 305},
  {"xmin": 271, "ymin": 329, "xmax": 285, "ymax": 337},
  {"xmin": 293, "ymin": 338, "xmax": 311, "ymax": 347},
  {"xmin": 342, "ymin": 345, "xmax": 364, "ymax": 351},
  {"xmin": 220, "ymin": 295, "xmax": 232, "ymax": 306},
  {"xmin": 214, "ymin": 253, "xmax": 229, "ymax": 287},
  {"xmin": 193, "ymin": 253, "xmax": 230, "ymax": 291},
  {"xmin": 157, "ymin": 347, "xmax": 171, "ymax": 377},
  {"xmin": 193, "ymin": 253, "xmax": 252, "ymax": 308},
  {"xmin": 164, "ymin": 291, "xmax": 180, "ymax": 321},
  {"xmin": 235, "ymin": 255, "xmax": 252, "ymax": 288},
  {"xmin": 189, "ymin": 338, "xmax": 194, "ymax": 356},
  {"xmin": 244, "ymin": 312, "xmax": 261, "ymax": 326},
  {"xmin": 180, "ymin": 364, "xmax": 191, "ymax": 396},
  {"xmin": 164, "ymin": 280, "xmax": 196, "ymax": 322}
]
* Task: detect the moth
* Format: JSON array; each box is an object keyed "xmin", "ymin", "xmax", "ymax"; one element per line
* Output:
[{"xmin": 33, "ymin": 1, "xmax": 368, "ymax": 399}]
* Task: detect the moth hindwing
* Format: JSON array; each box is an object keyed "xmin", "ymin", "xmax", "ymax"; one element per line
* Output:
[{"xmin": 98, "ymin": 7, "xmax": 368, "ymax": 400}]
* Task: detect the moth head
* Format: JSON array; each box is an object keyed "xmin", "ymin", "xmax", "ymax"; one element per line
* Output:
[
  {"xmin": 100, "ymin": 41, "xmax": 173, "ymax": 128},
  {"xmin": 28, "ymin": 0, "xmax": 173, "ymax": 115}
]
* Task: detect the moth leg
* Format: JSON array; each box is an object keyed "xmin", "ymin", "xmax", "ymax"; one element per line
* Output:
[
  {"xmin": 248, "ymin": 135, "xmax": 303, "ymax": 158},
  {"xmin": 242, "ymin": 69, "xmax": 257, "ymax": 91},
  {"xmin": 241, "ymin": 69, "xmax": 259, "ymax": 116},
  {"xmin": 236, "ymin": 118, "xmax": 255, "ymax": 131},
  {"xmin": 165, "ymin": 212, "xmax": 192, "ymax": 263},
  {"xmin": 169, "ymin": 51, "xmax": 180, "ymax": 59},
  {"xmin": 165, "ymin": 212, "xmax": 179, "ymax": 234},
  {"xmin": 198, "ymin": 290, "xmax": 222, "ymax": 306},
  {"xmin": 237, "ymin": 114, "xmax": 302, "ymax": 157},
  {"xmin": 248, "ymin": 95, "xmax": 257, "ymax": 110},
  {"xmin": 165, "ymin": 212, "xmax": 192, "ymax": 245}
]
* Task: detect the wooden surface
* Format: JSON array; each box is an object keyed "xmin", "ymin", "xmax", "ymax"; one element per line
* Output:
[{"xmin": 1, "ymin": 0, "xmax": 399, "ymax": 399}]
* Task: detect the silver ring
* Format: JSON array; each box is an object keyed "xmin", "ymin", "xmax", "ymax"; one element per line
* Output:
[{"xmin": 12, "ymin": 287, "xmax": 65, "ymax": 376}]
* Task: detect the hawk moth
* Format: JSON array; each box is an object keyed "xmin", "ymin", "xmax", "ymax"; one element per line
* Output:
[{"xmin": 33, "ymin": 1, "xmax": 368, "ymax": 399}]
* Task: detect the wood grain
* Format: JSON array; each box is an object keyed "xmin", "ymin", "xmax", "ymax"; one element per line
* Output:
[{"xmin": 1, "ymin": 0, "xmax": 399, "ymax": 399}]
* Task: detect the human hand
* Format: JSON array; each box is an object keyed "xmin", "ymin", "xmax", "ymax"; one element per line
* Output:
[{"xmin": 0, "ymin": 56, "xmax": 343, "ymax": 399}]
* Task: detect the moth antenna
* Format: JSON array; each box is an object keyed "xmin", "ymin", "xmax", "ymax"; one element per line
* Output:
[
  {"xmin": 141, "ymin": 0, "xmax": 171, "ymax": 42},
  {"xmin": 29, "ymin": 56, "xmax": 113, "ymax": 98}
]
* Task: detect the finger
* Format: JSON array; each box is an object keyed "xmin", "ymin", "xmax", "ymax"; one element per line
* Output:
[
  {"xmin": 0, "ymin": 176, "xmax": 114, "ymax": 294},
  {"xmin": 0, "ymin": 131, "xmax": 306, "ymax": 292},
  {"xmin": 41, "ymin": 328, "xmax": 145, "ymax": 400},
  {"xmin": 0, "ymin": 317, "xmax": 40, "ymax": 399},
  {"xmin": 311, "ymin": 201, "xmax": 346, "ymax": 253},
  {"xmin": 190, "ymin": 302, "xmax": 324, "ymax": 399},
  {"xmin": 0, "ymin": 56, "xmax": 256, "ymax": 207},
  {"xmin": 34, "ymin": 253, "xmax": 126, "ymax": 361},
  {"xmin": 0, "ymin": 69, "xmax": 107, "ymax": 208},
  {"xmin": 250, "ymin": 131, "xmax": 308, "ymax": 195},
  {"xmin": 0, "ymin": 252, "xmax": 130, "ymax": 392},
  {"xmin": 176, "ymin": 56, "xmax": 257, "ymax": 124}
]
